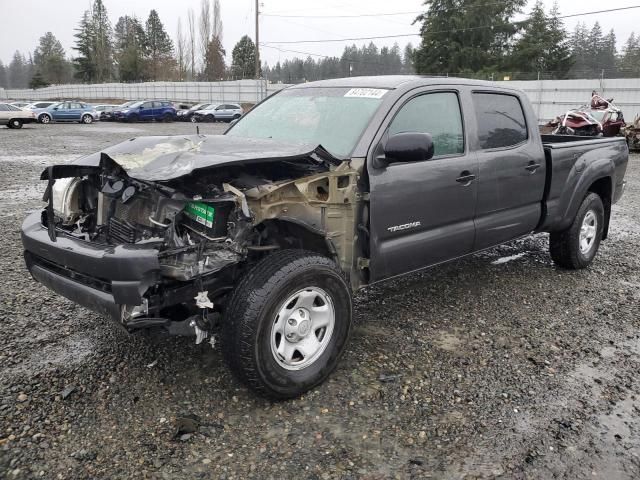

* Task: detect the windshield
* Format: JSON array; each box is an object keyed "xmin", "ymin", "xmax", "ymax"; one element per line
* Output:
[
  {"xmin": 226, "ymin": 87, "xmax": 387, "ymax": 157},
  {"xmin": 127, "ymin": 101, "xmax": 143, "ymax": 109}
]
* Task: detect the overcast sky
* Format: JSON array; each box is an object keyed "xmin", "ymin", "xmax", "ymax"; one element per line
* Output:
[{"xmin": 1, "ymin": 0, "xmax": 639, "ymax": 67}]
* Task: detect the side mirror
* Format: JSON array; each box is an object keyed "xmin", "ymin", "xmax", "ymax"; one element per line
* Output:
[
  {"xmin": 139, "ymin": 106, "xmax": 144, "ymax": 110},
  {"xmin": 375, "ymin": 132, "xmax": 435, "ymax": 168},
  {"xmin": 53, "ymin": 107, "xmax": 58, "ymax": 111}
]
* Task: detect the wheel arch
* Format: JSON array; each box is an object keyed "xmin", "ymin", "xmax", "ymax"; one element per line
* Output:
[
  {"xmin": 587, "ymin": 176, "xmax": 612, "ymax": 240},
  {"xmin": 254, "ymin": 218, "xmax": 338, "ymax": 262}
]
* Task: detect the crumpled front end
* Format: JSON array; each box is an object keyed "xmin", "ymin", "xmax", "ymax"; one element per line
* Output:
[{"xmin": 21, "ymin": 137, "xmax": 360, "ymax": 338}]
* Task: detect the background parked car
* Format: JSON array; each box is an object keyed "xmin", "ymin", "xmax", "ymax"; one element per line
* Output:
[
  {"xmin": 177, "ymin": 103, "xmax": 212, "ymax": 122},
  {"xmin": 38, "ymin": 102, "xmax": 99, "ymax": 124},
  {"xmin": 93, "ymin": 104, "xmax": 119, "ymax": 121},
  {"xmin": 193, "ymin": 103, "xmax": 243, "ymax": 122},
  {"xmin": 0, "ymin": 103, "xmax": 37, "ymax": 128},
  {"xmin": 24, "ymin": 101, "xmax": 59, "ymax": 123},
  {"xmin": 24, "ymin": 101, "xmax": 57, "ymax": 110},
  {"xmin": 104, "ymin": 101, "xmax": 136, "ymax": 121},
  {"xmin": 9, "ymin": 102, "xmax": 30, "ymax": 109},
  {"xmin": 113, "ymin": 100, "xmax": 176, "ymax": 122}
]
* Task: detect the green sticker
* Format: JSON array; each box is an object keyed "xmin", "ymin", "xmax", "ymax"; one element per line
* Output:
[{"xmin": 185, "ymin": 202, "xmax": 215, "ymax": 228}]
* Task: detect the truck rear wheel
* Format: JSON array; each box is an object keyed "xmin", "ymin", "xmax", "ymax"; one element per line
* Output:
[
  {"xmin": 222, "ymin": 250, "xmax": 352, "ymax": 399},
  {"xmin": 550, "ymin": 192, "xmax": 604, "ymax": 269}
]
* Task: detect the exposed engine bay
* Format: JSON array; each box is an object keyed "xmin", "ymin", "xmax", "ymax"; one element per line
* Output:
[{"xmin": 36, "ymin": 136, "xmax": 363, "ymax": 335}]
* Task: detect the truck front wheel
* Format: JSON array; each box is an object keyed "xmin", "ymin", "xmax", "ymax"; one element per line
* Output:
[
  {"xmin": 222, "ymin": 250, "xmax": 352, "ymax": 399},
  {"xmin": 550, "ymin": 192, "xmax": 604, "ymax": 269}
]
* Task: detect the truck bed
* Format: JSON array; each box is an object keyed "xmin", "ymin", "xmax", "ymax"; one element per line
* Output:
[{"xmin": 538, "ymin": 134, "xmax": 628, "ymax": 233}]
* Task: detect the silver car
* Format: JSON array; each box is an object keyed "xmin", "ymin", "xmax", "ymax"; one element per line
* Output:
[
  {"xmin": 193, "ymin": 103, "xmax": 243, "ymax": 122},
  {"xmin": 0, "ymin": 103, "xmax": 37, "ymax": 128}
]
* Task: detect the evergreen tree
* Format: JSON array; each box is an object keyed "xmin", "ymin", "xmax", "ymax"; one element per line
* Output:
[
  {"xmin": 8, "ymin": 52, "xmax": 28, "ymax": 88},
  {"xmin": 91, "ymin": 0, "xmax": 114, "ymax": 81},
  {"xmin": 73, "ymin": 11, "xmax": 96, "ymax": 82},
  {"xmin": 29, "ymin": 71, "xmax": 49, "ymax": 89},
  {"xmin": 33, "ymin": 32, "xmax": 72, "ymax": 84},
  {"xmin": 510, "ymin": 1, "xmax": 571, "ymax": 78},
  {"xmin": 145, "ymin": 10, "xmax": 175, "ymax": 80},
  {"xmin": 545, "ymin": 2, "xmax": 572, "ymax": 77},
  {"xmin": 402, "ymin": 43, "xmax": 415, "ymax": 73},
  {"xmin": 231, "ymin": 35, "xmax": 256, "ymax": 79},
  {"xmin": 0, "ymin": 61, "xmax": 8, "ymax": 88},
  {"xmin": 73, "ymin": 0, "xmax": 114, "ymax": 82},
  {"xmin": 203, "ymin": 37, "xmax": 226, "ymax": 80},
  {"xmin": 618, "ymin": 32, "xmax": 640, "ymax": 76},
  {"xmin": 114, "ymin": 16, "xmax": 147, "ymax": 82},
  {"xmin": 414, "ymin": 0, "xmax": 527, "ymax": 74}
]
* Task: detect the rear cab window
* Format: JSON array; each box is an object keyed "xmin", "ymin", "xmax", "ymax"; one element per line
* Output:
[{"xmin": 472, "ymin": 92, "xmax": 528, "ymax": 149}]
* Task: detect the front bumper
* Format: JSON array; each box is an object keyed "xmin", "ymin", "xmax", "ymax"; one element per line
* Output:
[{"xmin": 21, "ymin": 211, "xmax": 160, "ymax": 321}]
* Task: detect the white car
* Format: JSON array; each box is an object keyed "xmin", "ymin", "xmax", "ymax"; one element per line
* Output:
[
  {"xmin": 193, "ymin": 103, "xmax": 243, "ymax": 122},
  {"xmin": 0, "ymin": 103, "xmax": 37, "ymax": 128},
  {"xmin": 24, "ymin": 101, "xmax": 57, "ymax": 110}
]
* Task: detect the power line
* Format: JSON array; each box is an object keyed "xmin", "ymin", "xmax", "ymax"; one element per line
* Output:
[
  {"xmin": 262, "ymin": 11, "xmax": 422, "ymax": 18},
  {"xmin": 262, "ymin": 5, "xmax": 640, "ymax": 45}
]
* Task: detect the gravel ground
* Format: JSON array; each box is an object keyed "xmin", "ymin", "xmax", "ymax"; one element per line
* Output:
[{"xmin": 1, "ymin": 121, "xmax": 639, "ymax": 480}]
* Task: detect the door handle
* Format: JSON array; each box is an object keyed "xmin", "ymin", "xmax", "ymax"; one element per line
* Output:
[
  {"xmin": 456, "ymin": 171, "xmax": 476, "ymax": 185},
  {"xmin": 525, "ymin": 162, "xmax": 541, "ymax": 173}
]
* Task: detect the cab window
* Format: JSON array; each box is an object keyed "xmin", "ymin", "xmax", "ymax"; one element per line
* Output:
[{"xmin": 388, "ymin": 92, "xmax": 464, "ymax": 157}]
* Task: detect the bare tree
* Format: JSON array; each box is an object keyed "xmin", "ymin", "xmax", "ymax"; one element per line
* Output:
[
  {"xmin": 176, "ymin": 18, "xmax": 187, "ymax": 80},
  {"xmin": 187, "ymin": 8, "xmax": 197, "ymax": 78},
  {"xmin": 198, "ymin": 0, "xmax": 212, "ymax": 76},
  {"xmin": 212, "ymin": 0, "xmax": 223, "ymax": 42}
]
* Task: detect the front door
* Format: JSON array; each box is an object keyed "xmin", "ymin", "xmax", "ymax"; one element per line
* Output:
[
  {"xmin": 368, "ymin": 90, "xmax": 478, "ymax": 281},
  {"xmin": 471, "ymin": 92, "xmax": 546, "ymax": 250},
  {"xmin": 140, "ymin": 102, "xmax": 154, "ymax": 120}
]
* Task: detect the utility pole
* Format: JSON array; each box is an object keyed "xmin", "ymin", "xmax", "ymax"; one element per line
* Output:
[{"xmin": 255, "ymin": 0, "xmax": 260, "ymax": 79}]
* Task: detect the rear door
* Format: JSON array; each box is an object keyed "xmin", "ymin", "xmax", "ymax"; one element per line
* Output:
[
  {"xmin": 472, "ymin": 91, "xmax": 546, "ymax": 250},
  {"xmin": 368, "ymin": 88, "xmax": 478, "ymax": 281},
  {"xmin": 68, "ymin": 102, "xmax": 83, "ymax": 120}
]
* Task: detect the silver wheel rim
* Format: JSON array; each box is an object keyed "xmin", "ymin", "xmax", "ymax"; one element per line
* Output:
[
  {"xmin": 190, "ymin": 117, "xmax": 197, "ymax": 122},
  {"xmin": 270, "ymin": 287, "xmax": 335, "ymax": 371},
  {"xmin": 579, "ymin": 210, "xmax": 598, "ymax": 254},
  {"xmin": 41, "ymin": 115, "xmax": 50, "ymax": 124},
  {"xmin": 83, "ymin": 115, "xmax": 92, "ymax": 124}
]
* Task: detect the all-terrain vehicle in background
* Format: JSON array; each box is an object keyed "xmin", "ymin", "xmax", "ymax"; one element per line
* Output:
[{"xmin": 22, "ymin": 76, "xmax": 628, "ymax": 398}]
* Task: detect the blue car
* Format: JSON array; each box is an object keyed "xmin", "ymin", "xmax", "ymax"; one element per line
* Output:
[
  {"xmin": 39, "ymin": 102, "xmax": 99, "ymax": 125},
  {"xmin": 113, "ymin": 100, "xmax": 176, "ymax": 122}
]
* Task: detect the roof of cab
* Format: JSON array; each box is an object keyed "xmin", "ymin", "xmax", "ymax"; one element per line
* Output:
[{"xmin": 287, "ymin": 75, "xmax": 519, "ymax": 92}]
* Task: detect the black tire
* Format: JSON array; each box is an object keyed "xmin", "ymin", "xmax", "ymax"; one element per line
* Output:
[
  {"xmin": 205, "ymin": 114, "xmax": 215, "ymax": 123},
  {"xmin": 128, "ymin": 113, "xmax": 139, "ymax": 123},
  {"xmin": 550, "ymin": 192, "xmax": 605, "ymax": 269},
  {"xmin": 8, "ymin": 119, "xmax": 23, "ymax": 129},
  {"xmin": 39, "ymin": 114, "xmax": 51, "ymax": 124},
  {"xmin": 222, "ymin": 250, "xmax": 353, "ymax": 399},
  {"xmin": 163, "ymin": 113, "xmax": 174, "ymax": 122},
  {"xmin": 81, "ymin": 114, "xmax": 93, "ymax": 124}
]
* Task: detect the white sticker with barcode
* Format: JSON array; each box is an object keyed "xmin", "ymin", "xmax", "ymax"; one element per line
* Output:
[{"xmin": 344, "ymin": 88, "xmax": 388, "ymax": 99}]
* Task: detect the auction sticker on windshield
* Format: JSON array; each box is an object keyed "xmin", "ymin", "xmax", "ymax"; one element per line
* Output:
[{"xmin": 344, "ymin": 88, "xmax": 388, "ymax": 99}]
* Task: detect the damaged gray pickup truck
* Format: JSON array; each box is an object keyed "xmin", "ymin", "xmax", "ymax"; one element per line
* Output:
[{"xmin": 22, "ymin": 76, "xmax": 628, "ymax": 398}]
